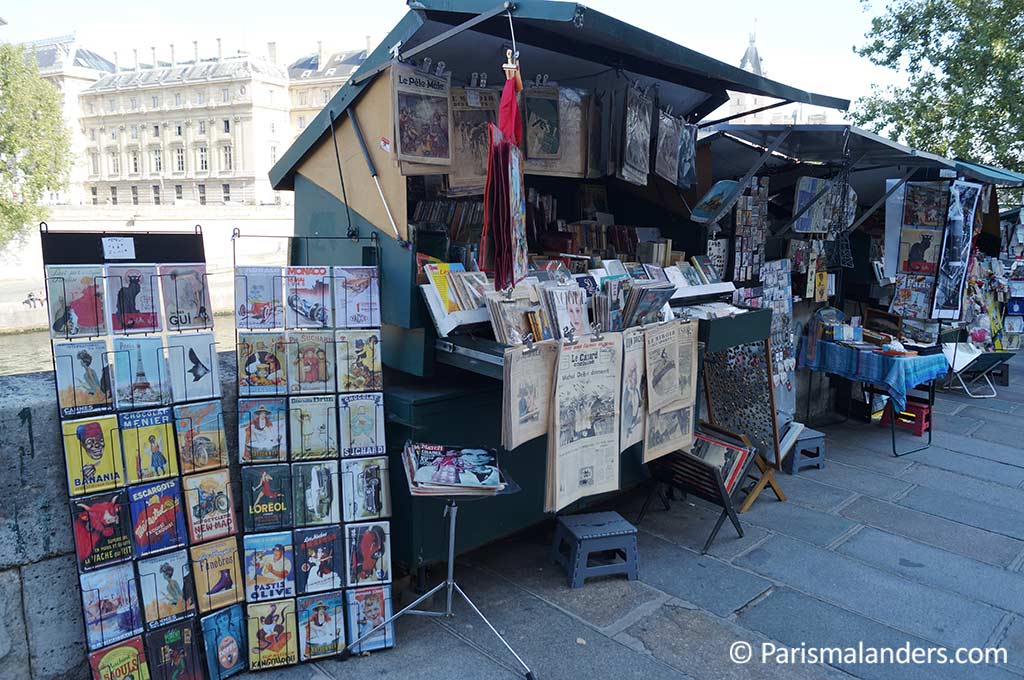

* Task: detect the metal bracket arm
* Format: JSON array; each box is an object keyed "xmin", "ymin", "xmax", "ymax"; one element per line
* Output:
[
  {"xmin": 844, "ymin": 168, "xmax": 916, "ymax": 234},
  {"xmin": 400, "ymin": 2, "xmax": 516, "ymax": 62},
  {"xmin": 702, "ymin": 127, "xmax": 792, "ymax": 226}
]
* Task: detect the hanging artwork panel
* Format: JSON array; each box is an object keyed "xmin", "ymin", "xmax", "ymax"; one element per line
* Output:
[
  {"xmin": 619, "ymin": 87, "xmax": 652, "ymax": 186},
  {"xmin": 932, "ymin": 180, "xmax": 983, "ymax": 320},
  {"xmin": 654, "ymin": 110, "xmax": 682, "ymax": 185},
  {"xmin": 524, "ymin": 86, "xmax": 561, "ymax": 160},
  {"xmin": 392, "ymin": 60, "xmax": 451, "ymax": 166}
]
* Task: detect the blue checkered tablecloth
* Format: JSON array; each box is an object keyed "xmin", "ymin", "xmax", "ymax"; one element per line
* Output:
[{"xmin": 798, "ymin": 339, "xmax": 950, "ymax": 410}]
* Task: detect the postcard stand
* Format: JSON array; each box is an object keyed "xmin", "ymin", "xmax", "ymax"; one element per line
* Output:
[{"xmin": 340, "ymin": 490, "xmax": 537, "ymax": 680}]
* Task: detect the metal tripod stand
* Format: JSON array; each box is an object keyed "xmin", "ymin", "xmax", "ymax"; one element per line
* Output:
[{"xmin": 340, "ymin": 498, "xmax": 537, "ymax": 679}]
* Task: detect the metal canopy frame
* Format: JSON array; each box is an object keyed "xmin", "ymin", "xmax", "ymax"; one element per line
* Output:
[{"xmin": 703, "ymin": 128, "xmax": 793, "ymax": 226}]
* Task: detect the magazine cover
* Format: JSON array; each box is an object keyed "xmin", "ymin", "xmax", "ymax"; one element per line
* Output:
[
  {"xmin": 288, "ymin": 395, "xmax": 338, "ymax": 460},
  {"xmin": 241, "ymin": 465, "xmax": 292, "ymax": 532},
  {"xmin": 73, "ymin": 488, "xmax": 133, "ymax": 572},
  {"xmin": 294, "ymin": 526, "xmax": 344, "ymax": 594},
  {"xmin": 410, "ymin": 446, "xmax": 501, "ymax": 489},
  {"xmin": 243, "ymin": 531, "xmax": 296, "ymax": 602},
  {"xmin": 235, "ymin": 266, "xmax": 284, "ymax": 330},
  {"xmin": 200, "ymin": 604, "xmax": 246, "ymax": 680},
  {"xmin": 238, "ymin": 398, "xmax": 286, "ymax": 463},
  {"xmin": 158, "ymin": 263, "xmax": 212, "ymax": 331},
  {"xmin": 344, "ymin": 521, "xmax": 391, "ymax": 587},
  {"xmin": 285, "ymin": 330, "xmax": 336, "ymax": 393},
  {"xmin": 334, "ymin": 329, "xmax": 382, "ymax": 391},
  {"xmin": 107, "ymin": 264, "xmax": 161, "ymax": 333},
  {"xmin": 63, "ymin": 415, "xmax": 125, "ymax": 497},
  {"xmin": 112, "ymin": 336, "xmax": 170, "ymax": 409},
  {"xmin": 338, "ymin": 392, "xmax": 386, "ymax": 457},
  {"xmin": 137, "ymin": 549, "xmax": 196, "ymax": 630},
  {"xmin": 54, "ymin": 339, "xmax": 113, "ymax": 418},
  {"xmin": 88, "ymin": 635, "xmax": 150, "ymax": 680},
  {"xmin": 145, "ymin": 619, "xmax": 202, "ymax": 680},
  {"xmin": 167, "ymin": 331, "xmax": 220, "ymax": 403},
  {"xmin": 297, "ymin": 591, "xmax": 345, "ymax": 660},
  {"xmin": 333, "ymin": 266, "xmax": 380, "ymax": 328},
  {"xmin": 285, "ymin": 266, "xmax": 332, "ymax": 329},
  {"xmin": 81, "ymin": 562, "xmax": 144, "ymax": 650},
  {"xmin": 120, "ymin": 407, "xmax": 179, "ymax": 485},
  {"xmin": 392, "ymin": 60, "xmax": 451, "ymax": 165},
  {"xmin": 341, "ymin": 456, "xmax": 391, "ymax": 522},
  {"xmin": 173, "ymin": 400, "xmax": 228, "ymax": 473},
  {"xmin": 345, "ymin": 585, "xmax": 395, "ymax": 653},
  {"xmin": 189, "ymin": 537, "xmax": 243, "ymax": 614},
  {"xmin": 45, "ymin": 264, "xmax": 107, "ymax": 338},
  {"xmin": 182, "ymin": 469, "xmax": 236, "ymax": 543},
  {"xmin": 129, "ymin": 478, "xmax": 187, "ymax": 557},
  {"xmin": 246, "ymin": 599, "xmax": 298, "ymax": 670},
  {"xmin": 236, "ymin": 332, "xmax": 287, "ymax": 396},
  {"xmin": 291, "ymin": 461, "xmax": 340, "ymax": 527}
]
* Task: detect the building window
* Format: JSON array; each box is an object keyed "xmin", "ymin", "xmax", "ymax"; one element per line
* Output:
[
  {"xmin": 321, "ymin": 88, "xmax": 329, "ymax": 104},
  {"xmin": 299, "ymin": 91, "xmax": 308, "ymax": 106},
  {"xmin": 87, "ymin": 101, "xmax": 95, "ymax": 114},
  {"xmin": 110, "ymin": 186, "xmax": 118, "ymax": 205},
  {"xmin": 175, "ymin": 123, "xmax": 183, "ymax": 136},
  {"xmin": 198, "ymin": 184, "xmax": 206, "ymax": 205},
  {"xmin": 223, "ymin": 119, "xmax": 230, "ymax": 133},
  {"xmin": 109, "ymin": 153, "xmax": 120, "ymax": 175},
  {"xmin": 222, "ymin": 145, "xmax": 233, "ymax": 171},
  {"xmin": 222, "ymin": 184, "xmax": 230, "ymax": 202},
  {"xmin": 298, "ymin": 116, "xmax": 306, "ymax": 129},
  {"xmin": 153, "ymin": 124, "xmax": 160, "ymax": 137},
  {"xmin": 152, "ymin": 95, "xmax": 160, "ymax": 108},
  {"xmin": 152, "ymin": 185, "xmax": 161, "ymax": 205},
  {"xmin": 270, "ymin": 146, "xmax": 277, "ymax": 164},
  {"xmin": 129, "ymin": 96, "xmax": 138, "ymax": 110},
  {"xmin": 131, "ymin": 186, "xmax": 139, "ymax": 205},
  {"xmin": 199, "ymin": 146, "xmax": 209, "ymax": 171},
  {"xmin": 198, "ymin": 120, "xmax": 206, "ymax": 135},
  {"xmin": 175, "ymin": 184, "xmax": 183, "ymax": 200},
  {"xmin": 175, "ymin": 93, "xmax": 182, "ymax": 106},
  {"xmin": 222, "ymin": 88, "xmax": 229, "ymax": 103},
  {"xmin": 90, "ymin": 154, "xmax": 99, "ymax": 175},
  {"xmin": 91, "ymin": 187, "xmax": 98, "ymax": 205},
  {"xmin": 196, "ymin": 91, "xmax": 205, "ymax": 105},
  {"xmin": 175, "ymin": 147, "xmax": 185, "ymax": 172},
  {"xmin": 130, "ymin": 151, "xmax": 139, "ymax": 174},
  {"xmin": 152, "ymin": 150, "xmax": 162, "ymax": 172},
  {"xmin": 89, "ymin": 128, "xmax": 96, "ymax": 141},
  {"xmin": 110, "ymin": 128, "xmax": 117, "ymax": 141},
  {"xmin": 269, "ymin": 122, "xmax": 275, "ymax": 135},
  {"xmin": 106, "ymin": 98, "xmax": 115, "ymax": 112},
  {"xmin": 130, "ymin": 125, "xmax": 139, "ymax": 140}
]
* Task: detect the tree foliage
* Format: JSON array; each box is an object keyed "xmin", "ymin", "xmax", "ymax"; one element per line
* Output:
[
  {"xmin": 852, "ymin": 0, "xmax": 1024, "ymax": 172},
  {"xmin": 0, "ymin": 43, "xmax": 72, "ymax": 243}
]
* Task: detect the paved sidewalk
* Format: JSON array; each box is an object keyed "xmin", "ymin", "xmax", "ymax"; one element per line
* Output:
[{"xmin": 245, "ymin": 356, "xmax": 1024, "ymax": 680}]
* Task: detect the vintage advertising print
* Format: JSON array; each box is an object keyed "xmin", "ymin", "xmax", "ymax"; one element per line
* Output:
[
  {"xmin": 63, "ymin": 414, "xmax": 125, "ymax": 497},
  {"xmin": 237, "ymin": 332, "xmax": 287, "ymax": 396},
  {"xmin": 898, "ymin": 227, "xmax": 942, "ymax": 275},
  {"xmin": 294, "ymin": 526, "xmax": 344, "ymax": 595},
  {"xmin": 644, "ymin": 321, "xmax": 681, "ymax": 413},
  {"xmin": 889, "ymin": 274, "xmax": 935, "ymax": 319},
  {"xmin": 345, "ymin": 586, "xmax": 395, "ymax": 653},
  {"xmin": 644, "ymin": 401, "xmax": 693, "ymax": 463},
  {"xmin": 189, "ymin": 537, "xmax": 243, "ymax": 614},
  {"xmin": 338, "ymin": 392, "xmax": 386, "ymax": 457},
  {"xmin": 297, "ymin": 591, "xmax": 345, "ymax": 660},
  {"xmin": 159, "ymin": 263, "xmax": 212, "ymax": 331},
  {"xmin": 393, "ymin": 60, "xmax": 451, "ymax": 165},
  {"xmin": 73, "ymin": 488, "xmax": 134, "ymax": 572},
  {"xmin": 902, "ymin": 181, "xmax": 950, "ymax": 228},
  {"xmin": 88, "ymin": 635, "xmax": 150, "ymax": 680},
  {"xmin": 107, "ymin": 264, "xmax": 161, "ymax": 333},
  {"xmin": 235, "ymin": 266, "xmax": 284, "ymax": 330},
  {"xmin": 619, "ymin": 327, "xmax": 647, "ymax": 452},
  {"xmin": 238, "ymin": 398, "xmax": 287, "ymax": 463},
  {"xmin": 45, "ymin": 264, "xmax": 107, "ymax": 338},
  {"xmin": 120, "ymin": 407, "xmax": 179, "ymax": 485},
  {"xmin": 136, "ymin": 549, "xmax": 196, "ymax": 630},
  {"xmin": 289, "ymin": 395, "xmax": 338, "ymax": 460},
  {"xmin": 200, "ymin": 604, "xmax": 246, "ymax": 680},
  {"xmin": 341, "ymin": 456, "xmax": 391, "ymax": 522},
  {"xmin": 145, "ymin": 619, "xmax": 202, "ymax": 680},
  {"xmin": 129, "ymin": 478, "xmax": 187, "ymax": 557},
  {"xmin": 182, "ymin": 469, "xmax": 236, "ymax": 543},
  {"xmin": 241, "ymin": 464, "xmax": 293, "ymax": 533},
  {"xmin": 173, "ymin": 400, "xmax": 228, "ymax": 473},
  {"xmin": 332, "ymin": 266, "xmax": 380, "ymax": 328},
  {"xmin": 54, "ymin": 339, "xmax": 113, "ymax": 418},
  {"xmin": 246, "ymin": 599, "xmax": 298, "ymax": 670},
  {"xmin": 286, "ymin": 330, "xmax": 335, "ymax": 394},
  {"xmin": 285, "ymin": 266, "xmax": 332, "ymax": 329},
  {"xmin": 345, "ymin": 521, "xmax": 392, "ymax": 587},
  {"xmin": 524, "ymin": 86, "xmax": 561, "ymax": 159},
  {"xmin": 501, "ymin": 340, "xmax": 558, "ymax": 450},
  {"xmin": 80, "ymin": 562, "xmax": 144, "ymax": 650},
  {"xmin": 933, "ymin": 180, "xmax": 983, "ymax": 320},
  {"xmin": 549, "ymin": 333, "xmax": 622, "ymax": 512},
  {"xmin": 167, "ymin": 331, "xmax": 220, "ymax": 403},
  {"xmin": 335, "ymin": 329, "xmax": 382, "ymax": 391},
  {"xmin": 292, "ymin": 460, "xmax": 340, "ymax": 527},
  {"xmin": 243, "ymin": 531, "xmax": 296, "ymax": 602},
  {"xmin": 112, "ymin": 336, "xmax": 171, "ymax": 409},
  {"xmin": 449, "ymin": 87, "xmax": 498, "ymax": 194}
]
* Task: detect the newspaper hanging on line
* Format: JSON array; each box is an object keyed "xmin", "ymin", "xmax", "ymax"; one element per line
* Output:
[
  {"xmin": 546, "ymin": 333, "xmax": 622, "ymax": 512},
  {"xmin": 619, "ymin": 327, "xmax": 647, "ymax": 453},
  {"xmin": 502, "ymin": 340, "xmax": 559, "ymax": 450}
]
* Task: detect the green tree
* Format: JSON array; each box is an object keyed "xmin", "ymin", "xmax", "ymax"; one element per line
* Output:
[
  {"xmin": 852, "ymin": 0, "xmax": 1024, "ymax": 172},
  {"xmin": 0, "ymin": 42, "xmax": 71, "ymax": 242}
]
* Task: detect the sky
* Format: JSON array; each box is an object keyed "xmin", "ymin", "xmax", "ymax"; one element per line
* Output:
[{"xmin": 1, "ymin": 0, "xmax": 904, "ymax": 111}]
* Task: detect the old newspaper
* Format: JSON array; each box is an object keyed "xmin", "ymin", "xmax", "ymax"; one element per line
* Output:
[
  {"xmin": 502, "ymin": 340, "xmax": 559, "ymax": 450},
  {"xmin": 619, "ymin": 327, "xmax": 647, "ymax": 452}
]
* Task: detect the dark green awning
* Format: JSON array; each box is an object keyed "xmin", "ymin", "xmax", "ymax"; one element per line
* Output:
[{"xmin": 955, "ymin": 159, "xmax": 1024, "ymax": 187}]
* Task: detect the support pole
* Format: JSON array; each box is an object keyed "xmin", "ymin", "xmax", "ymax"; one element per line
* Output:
[{"xmin": 700, "ymin": 128, "xmax": 792, "ymax": 226}]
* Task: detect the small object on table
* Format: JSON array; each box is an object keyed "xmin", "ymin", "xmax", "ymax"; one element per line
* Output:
[
  {"xmin": 551, "ymin": 511, "xmax": 639, "ymax": 589},
  {"xmin": 783, "ymin": 427, "xmax": 826, "ymax": 474}
]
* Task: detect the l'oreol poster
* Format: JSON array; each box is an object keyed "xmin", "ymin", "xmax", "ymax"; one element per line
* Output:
[
  {"xmin": 54, "ymin": 339, "xmax": 113, "ymax": 418},
  {"xmin": 292, "ymin": 460, "xmax": 340, "ymax": 527},
  {"xmin": 182, "ymin": 469, "xmax": 236, "ymax": 543},
  {"xmin": 241, "ymin": 464, "xmax": 292, "ymax": 533},
  {"xmin": 298, "ymin": 591, "xmax": 345, "ymax": 660},
  {"xmin": 136, "ymin": 548, "xmax": 196, "ymax": 630},
  {"xmin": 392, "ymin": 60, "xmax": 452, "ymax": 166},
  {"xmin": 173, "ymin": 400, "xmax": 228, "ymax": 473},
  {"xmin": 120, "ymin": 407, "xmax": 178, "ymax": 485},
  {"xmin": 237, "ymin": 332, "xmax": 287, "ymax": 396},
  {"xmin": 286, "ymin": 330, "xmax": 335, "ymax": 394},
  {"xmin": 45, "ymin": 264, "xmax": 107, "ymax": 338},
  {"xmin": 243, "ymin": 531, "xmax": 296, "ymax": 602},
  {"xmin": 289, "ymin": 395, "xmax": 338, "ymax": 460},
  {"xmin": 548, "ymin": 334, "xmax": 622, "ymax": 512},
  {"xmin": 338, "ymin": 392, "xmax": 386, "ymax": 456},
  {"xmin": 285, "ymin": 266, "xmax": 332, "ymax": 329},
  {"xmin": 332, "ymin": 266, "xmax": 380, "ymax": 328},
  {"xmin": 644, "ymin": 321, "xmax": 681, "ymax": 413},
  {"xmin": 235, "ymin": 266, "xmax": 284, "ymax": 330},
  {"xmin": 239, "ymin": 398, "xmax": 287, "ymax": 463},
  {"xmin": 159, "ymin": 263, "xmax": 212, "ymax": 330},
  {"xmin": 190, "ymin": 537, "xmax": 243, "ymax": 613},
  {"xmin": 335, "ymin": 329, "xmax": 382, "ymax": 391},
  {"xmin": 246, "ymin": 599, "xmax": 298, "ymax": 670},
  {"xmin": 501, "ymin": 340, "xmax": 558, "ymax": 450},
  {"xmin": 341, "ymin": 456, "xmax": 391, "ymax": 522},
  {"xmin": 63, "ymin": 414, "xmax": 125, "ymax": 497},
  {"xmin": 619, "ymin": 327, "xmax": 647, "ymax": 452}
]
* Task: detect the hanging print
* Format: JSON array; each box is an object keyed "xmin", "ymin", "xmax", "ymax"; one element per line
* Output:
[{"xmin": 393, "ymin": 60, "xmax": 451, "ymax": 165}]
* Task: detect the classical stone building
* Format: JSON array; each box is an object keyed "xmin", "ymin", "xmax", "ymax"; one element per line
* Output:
[
  {"xmin": 78, "ymin": 42, "xmax": 291, "ymax": 207},
  {"xmin": 287, "ymin": 42, "xmax": 368, "ymax": 139}
]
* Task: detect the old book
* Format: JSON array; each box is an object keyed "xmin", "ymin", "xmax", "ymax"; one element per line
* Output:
[
  {"xmin": 291, "ymin": 460, "xmax": 340, "ymax": 527},
  {"xmin": 285, "ymin": 330, "xmax": 335, "ymax": 394},
  {"xmin": 245, "ymin": 599, "xmax": 298, "ymax": 671},
  {"xmin": 106, "ymin": 263, "xmax": 161, "ymax": 333},
  {"xmin": 136, "ymin": 548, "xmax": 196, "ymax": 630},
  {"xmin": 619, "ymin": 327, "xmax": 647, "ymax": 452},
  {"xmin": 285, "ymin": 266, "xmax": 332, "ymax": 329},
  {"xmin": 72, "ymin": 488, "xmax": 133, "ymax": 572},
  {"xmin": 54, "ymin": 339, "xmax": 113, "ymax": 418},
  {"xmin": 182, "ymin": 469, "xmax": 236, "ymax": 543},
  {"xmin": 112, "ymin": 336, "xmax": 171, "ymax": 409},
  {"xmin": 45, "ymin": 264, "xmax": 107, "ymax": 337},
  {"xmin": 189, "ymin": 537, "xmax": 243, "ymax": 614},
  {"xmin": 237, "ymin": 332, "xmax": 287, "ymax": 396},
  {"xmin": 341, "ymin": 456, "xmax": 392, "ymax": 522},
  {"xmin": 63, "ymin": 414, "xmax": 125, "ymax": 497},
  {"xmin": 88, "ymin": 635, "xmax": 150, "ymax": 680},
  {"xmin": 167, "ymin": 331, "xmax": 220, "ymax": 402},
  {"xmin": 293, "ymin": 526, "xmax": 344, "ymax": 595},
  {"xmin": 345, "ymin": 521, "xmax": 392, "ymax": 587},
  {"xmin": 288, "ymin": 395, "xmax": 338, "ymax": 460},
  {"xmin": 234, "ymin": 266, "xmax": 284, "ymax": 330},
  {"xmin": 159, "ymin": 263, "xmax": 212, "ymax": 331},
  {"xmin": 80, "ymin": 562, "xmax": 144, "ymax": 650},
  {"xmin": 332, "ymin": 266, "xmax": 380, "ymax": 328},
  {"xmin": 243, "ymin": 531, "xmax": 296, "ymax": 602},
  {"xmin": 501, "ymin": 340, "xmax": 558, "ymax": 450},
  {"xmin": 129, "ymin": 478, "xmax": 187, "ymax": 557},
  {"xmin": 345, "ymin": 585, "xmax": 395, "ymax": 653},
  {"xmin": 338, "ymin": 392, "xmax": 386, "ymax": 457},
  {"xmin": 334, "ymin": 329, "xmax": 383, "ymax": 391},
  {"xmin": 297, "ymin": 590, "xmax": 345, "ymax": 661},
  {"xmin": 241, "ymin": 464, "xmax": 292, "ymax": 532},
  {"xmin": 200, "ymin": 603, "xmax": 246, "ymax": 680},
  {"xmin": 173, "ymin": 400, "xmax": 228, "ymax": 473},
  {"xmin": 238, "ymin": 398, "xmax": 287, "ymax": 463},
  {"xmin": 120, "ymin": 407, "xmax": 178, "ymax": 485}
]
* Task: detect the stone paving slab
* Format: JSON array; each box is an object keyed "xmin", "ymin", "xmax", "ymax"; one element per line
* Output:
[
  {"xmin": 935, "ymin": 391, "xmax": 1020, "ymax": 412},
  {"xmin": 766, "ymin": 474, "xmax": 857, "ymax": 513},
  {"xmin": 997, "ymin": 616, "xmax": 1024, "ymax": 670},
  {"xmin": 740, "ymin": 497, "xmax": 858, "ymax": 547},
  {"xmin": 823, "ymin": 443, "xmax": 915, "ymax": 476},
  {"xmin": 898, "ymin": 464, "xmax": 1024, "ymax": 512},
  {"xmin": 900, "ymin": 447, "xmax": 1024, "ymax": 487},
  {"xmin": 836, "ymin": 527, "xmax": 1024, "ymax": 614},
  {"xmin": 735, "ymin": 535, "xmax": 1005, "ymax": 649},
  {"xmin": 897, "ymin": 486, "xmax": 1024, "ymax": 541},
  {"xmin": 839, "ymin": 497, "xmax": 1024, "ymax": 568},
  {"xmin": 931, "ymin": 413, "xmax": 985, "ymax": 435},
  {"xmin": 924, "ymin": 432, "xmax": 1024, "ymax": 468},
  {"xmin": 736, "ymin": 588, "xmax": 1021, "ymax": 680},
  {"xmin": 957, "ymin": 405, "xmax": 1024, "ymax": 430},
  {"xmin": 972, "ymin": 424, "xmax": 1024, "ymax": 448},
  {"xmin": 787, "ymin": 461, "xmax": 913, "ymax": 501}
]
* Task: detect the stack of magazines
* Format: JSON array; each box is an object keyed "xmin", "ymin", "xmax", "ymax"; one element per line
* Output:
[
  {"xmin": 622, "ymin": 281, "xmax": 675, "ymax": 327},
  {"xmin": 402, "ymin": 442, "xmax": 505, "ymax": 496}
]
